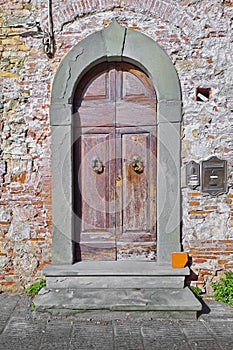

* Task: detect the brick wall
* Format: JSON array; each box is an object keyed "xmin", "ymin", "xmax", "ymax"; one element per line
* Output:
[
  {"xmin": 0, "ymin": 0, "xmax": 52, "ymax": 290},
  {"xmin": 0, "ymin": 0, "xmax": 232, "ymax": 293}
]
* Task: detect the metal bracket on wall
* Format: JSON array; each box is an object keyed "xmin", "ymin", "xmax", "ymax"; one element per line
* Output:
[{"xmin": 43, "ymin": 0, "xmax": 55, "ymax": 58}]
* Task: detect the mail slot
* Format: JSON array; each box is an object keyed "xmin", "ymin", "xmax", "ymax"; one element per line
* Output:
[{"xmin": 201, "ymin": 156, "xmax": 227, "ymax": 196}]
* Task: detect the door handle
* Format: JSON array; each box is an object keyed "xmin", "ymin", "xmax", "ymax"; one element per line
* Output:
[
  {"xmin": 130, "ymin": 156, "xmax": 144, "ymax": 174},
  {"xmin": 90, "ymin": 156, "xmax": 104, "ymax": 174}
]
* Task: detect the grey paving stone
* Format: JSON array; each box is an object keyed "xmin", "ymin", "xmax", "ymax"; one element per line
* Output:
[
  {"xmin": 70, "ymin": 321, "xmax": 114, "ymax": 350},
  {"xmin": 39, "ymin": 341, "xmax": 70, "ymax": 350},
  {"xmin": 2, "ymin": 316, "xmax": 43, "ymax": 337},
  {"xmin": 199, "ymin": 300, "xmax": 233, "ymax": 320},
  {"xmin": 218, "ymin": 340, "xmax": 233, "ymax": 350},
  {"xmin": 203, "ymin": 320, "xmax": 233, "ymax": 349},
  {"xmin": 0, "ymin": 321, "xmax": 7, "ymax": 335},
  {"xmin": 141, "ymin": 320, "xmax": 189, "ymax": 350},
  {"xmin": 113, "ymin": 321, "xmax": 144, "ymax": 350},
  {"xmin": 11, "ymin": 295, "xmax": 34, "ymax": 317},
  {"xmin": 0, "ymin": 334, "xmax": 42, "ymax": 350},
  {"xmin": 204, "ymin": 320, "xmax": 233, "ymax": 336},
  {"xmin": 189, "ymin": 340, "xmax": 221, "ymax": 350},
  {"xmin": 38, "ymin": 320, "xmax": 72, "ymax": 350},
  {"xmin": 41, "ymin": 319, "xmax": 73, "ymax": 339},
  {"xmin": 0, "ymin": 293, "xmax": 20, "ymax": 306},
  {"xmin": 143, "ymin": 339, "xmax": 188, "ymax": 350},
  {"xmin": 0, "ymin": 294, "xmax": 20, "ymax": 334},
  {"xmin": 180, "ymin": 320, "xmax": 223, "ymax": 349},
  {"xmin": 180, "ymin": 320, "xmax": 213, "ymax": 339}
]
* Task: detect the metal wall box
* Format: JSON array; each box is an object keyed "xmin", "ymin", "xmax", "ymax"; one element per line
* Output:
[
  {"xmin": 186, "ymin": 161, "xmax": 200, "ymax": 189},
  {"xmin": 201, "ymin": 156, "xmax": 227, "ymax": 196}
]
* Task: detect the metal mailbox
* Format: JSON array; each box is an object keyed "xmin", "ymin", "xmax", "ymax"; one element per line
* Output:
[{"xmin": 201, "ymin": 156, "xmax": 227, "ymax": 196}]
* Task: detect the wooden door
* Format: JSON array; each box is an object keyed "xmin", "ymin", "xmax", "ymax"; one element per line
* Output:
[{"xmin": 73, "ymin": 62, "xmax": 157, "ymax": 261}]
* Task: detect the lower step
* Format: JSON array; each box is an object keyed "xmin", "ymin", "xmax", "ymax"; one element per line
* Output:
[{"xmin": 34, "ymin": 287, "xmax": 202, "ymax": 318}]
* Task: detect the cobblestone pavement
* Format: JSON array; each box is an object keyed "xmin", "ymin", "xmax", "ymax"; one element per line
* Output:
[{"xmin": 0, "ymin": 293, "xmax": 233, "ymax": 350}]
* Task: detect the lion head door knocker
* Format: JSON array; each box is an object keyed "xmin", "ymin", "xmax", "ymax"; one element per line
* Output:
[
  {"xmin": 130, "ymin": 156, "xmax": 144, "ymax": 174},
  {"xmin": 90, "ymin": 156, "xmax": 104, "ymax": 174}
]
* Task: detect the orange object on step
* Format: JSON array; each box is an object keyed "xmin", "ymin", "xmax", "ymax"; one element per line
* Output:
[{"xmin": 171, "ymin": 252, "xmax": 188, "ymax": 268}]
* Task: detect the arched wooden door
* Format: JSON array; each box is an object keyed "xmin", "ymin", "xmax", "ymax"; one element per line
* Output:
[{"xmin": 73, "ymin": 62, "xmax": 157, "ymax": 261}]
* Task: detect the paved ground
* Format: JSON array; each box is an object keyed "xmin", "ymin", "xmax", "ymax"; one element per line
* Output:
[{"xmin": 0, "ymin": 293, "xmax": 233, "ymax": 350}]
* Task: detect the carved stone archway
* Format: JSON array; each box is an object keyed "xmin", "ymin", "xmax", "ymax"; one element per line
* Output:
[{"xmin": 50, "ymin": 20, "xmax": 182, "ymax": 265}]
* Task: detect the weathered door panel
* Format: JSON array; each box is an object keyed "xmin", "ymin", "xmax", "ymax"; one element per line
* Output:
[
  {"xmin": 73, "ymin": 62, "xmax": 157, "ymax": 261},
  {"xmin": 115, "ymin": 102, "xmax": 156, "ymax": 127},
  {"xmin": 122, "ymin": 133, "xmax": 151, "ymax": 233},
  {"xmin": 74, "ymin": 128, "xmax": 116, "ymax": 260},
  {"xmin": 75, "ymin": 103, "xmax": 115, "ymax": 128},
  {"xmin": 115, "ymin": 128, "xmax": 157, "ymax": 260},
  {"xmin": 116, "ymin": 62, "xmax": 155, "ymax": 99},
  {"xmin": 115, "ymin": 63, "xmax": 156, "ymax": 127},
  {"xmin": 73, "ymin": 64, "xmax": 115, "ymax": 128}
]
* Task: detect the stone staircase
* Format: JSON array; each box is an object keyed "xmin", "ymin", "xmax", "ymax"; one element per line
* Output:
[{"xmin": 34, "ymin": 261, "xmax": 202, "ymax": 317}]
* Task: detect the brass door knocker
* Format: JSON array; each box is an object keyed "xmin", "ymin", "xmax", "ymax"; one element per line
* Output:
[
  {"xmin": 130, "ymin": 156, "xmax": 144, "ymax": 174},
  {"xmin": 90, "ymin": 156, "xmax": 104, "ymax": 174}
]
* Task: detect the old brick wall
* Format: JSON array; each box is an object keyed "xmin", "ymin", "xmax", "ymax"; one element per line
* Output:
[
  {"xmin": 0, "ymin": 0, "xmax": 232, "ymax": 293},
  {"xmin": 0, "ymin": 0, "xmax": 52, "ymax": 290}
]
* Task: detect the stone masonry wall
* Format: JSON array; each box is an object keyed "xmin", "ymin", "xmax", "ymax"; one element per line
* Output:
[{"xmin": 0, "ymin": 0, "xmax": 232, "ymax": 293}]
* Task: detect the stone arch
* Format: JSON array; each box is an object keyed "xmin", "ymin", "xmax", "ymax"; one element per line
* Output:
[
  {"xmin": 50, "ymin": 21, "xmax": 182, "ymax": 264},
  {"xmin": 41, "ymin": 1, "xmax": 195, "ymax": 35}
]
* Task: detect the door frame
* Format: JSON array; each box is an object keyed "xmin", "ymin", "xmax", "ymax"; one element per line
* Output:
[{"xmin": 50, "ymin": 20, "xmax": 182, "ymax": 265}]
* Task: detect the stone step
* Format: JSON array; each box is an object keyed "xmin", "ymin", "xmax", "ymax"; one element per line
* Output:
[
  {"xmin": 43, "ymin": 261, "xmax": 190, "ymax": 276},
  {"xmin": 34, "ymin": 287, "xmax": 202, "ymax": 318},
  {"xmin": 44, "ymin": 261, "xmax": 189, "ymax": 289},
  {"xmin": 46, "ymin": 275, "xmax": 185, "ymax": 289}
]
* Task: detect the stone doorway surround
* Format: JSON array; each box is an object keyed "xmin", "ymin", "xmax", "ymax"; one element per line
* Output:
[
  {"xmin": 36, "ymin": 21, "xmax": 201, "ymax": 315},
  {"xmin": 50, "ymin": 20, "xmax": 182, "ymax": 265}
]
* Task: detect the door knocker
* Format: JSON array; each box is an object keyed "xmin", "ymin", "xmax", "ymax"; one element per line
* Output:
[
  {"xmin": 90, "ymin": 156, "xmax": 104, "ymax": 174},
  {"xmin": 130, "ymin": 156, "xmax": 144, "ymax": 174}
]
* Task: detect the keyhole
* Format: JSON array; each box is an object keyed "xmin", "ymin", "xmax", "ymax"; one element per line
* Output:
[{"xmin": 191, "ymin": 166, "xmax": 196, "ymax": 175}]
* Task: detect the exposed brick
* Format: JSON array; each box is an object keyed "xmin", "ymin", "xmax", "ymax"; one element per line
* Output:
[
  {"xmin": 188, "ymin": 210, "xmax": 210, "ymax": 215},
  {"xmin": 1, "ymin": 281, "xmax": 15, "ymax": 286},
  {"xmin": 218, "ymin": 260, "xmax": 230, "ymax": 265},
  {"xmin": 188, "ymin": 192, "xmax": 201, "ymax": 197},
  {"xmin": 204, "ymin": 206, "xmax": 218, "ymax": 211},
  {"xmin": 189, "ymin": 201, "xmax": 200, "ymax": 206}
]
